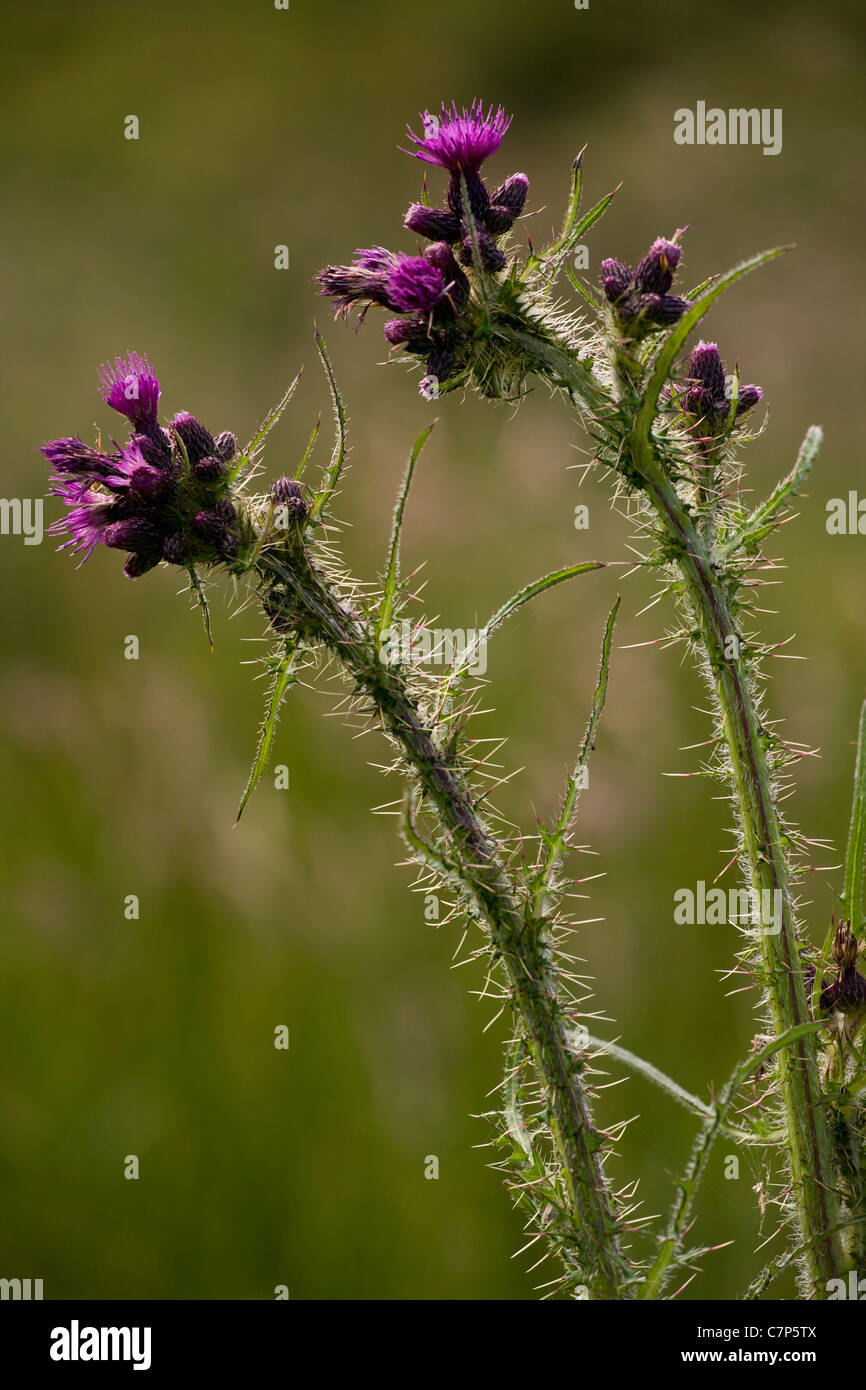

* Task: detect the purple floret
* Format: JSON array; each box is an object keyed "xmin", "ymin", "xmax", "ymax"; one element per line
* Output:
[
  {"xmin": 401, "ymin": 101, "xmax": 513, "ymax": 173},
  {"xmin": 97, "ymin": 352, "xmax": 161, "ymax": 431}
]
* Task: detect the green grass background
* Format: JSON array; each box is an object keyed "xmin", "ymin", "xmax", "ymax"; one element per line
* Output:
[{"xmin": 1, "ymin": 0, "xmax": 864, "ymax": 1298}]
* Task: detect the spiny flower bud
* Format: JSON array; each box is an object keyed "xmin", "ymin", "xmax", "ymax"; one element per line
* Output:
[
  {"xmin": 270, "ymin": 477, "xmax": 309, "ymax": 522},
  {"xmin": 171, "ymin": 411, "xmax": 216, "ymax": 464},
  {"xmin": 192, "ymin": 509, "xmax": 228, "ymax": 545},
  {"xmin": 600, "ymin": 258, "xmax": 632, "ymax": 303},
  {"xmin": 485, "ymin": 172, "xmax": 529, "ymax": 233},
  {"xmin": 193, "ymin": 454, "xmax": 229, "ymax": 484},
  {"xmin": 162, "ymin": 532, "xmax": 188, "ymax": 565},
  {"xmin": 103, "ymin": 518, "xmax": 161, "ymax": 552},
  {"xmin": 682, "ymin": 341, "xmax": 763, "ymax": 425},
  {"xmin": 458, "ymin": 227, "xmax": 507, "ymax": 272},
  {"xmin": 214, "ymin": 430, "xmax": 237, "ymax": 463},
  {"xmin": 404, "ymin": 203, "xmax": 461, "ymax": 243},
  {"xmin": 123, "ymin": 552, "xmax": 160, "ymax": 580},
  {"xmin": 634, "ymin": 237, "xmax": 683, "ymax": 295}
]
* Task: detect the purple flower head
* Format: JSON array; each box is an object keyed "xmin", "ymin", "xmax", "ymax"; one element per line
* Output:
[
  {"xmin": 193, "ymin": 454, "xmax": 229, "ymax": 485},
  {"xmin": 681, "ymin": 341, "xmax": 763, "ymax": 425},
  {"xmin": 270, "ymin": 477, "xmax": 309, "ymax": 523},
  {"xmin": 170, "ymin": 412, "xmax": 216, "ymax": 464},
  {"xmin": 600, "ymin": 258, "xmax": 632, "ymax": 304},
  {"xmin": 404, "ymin": 203, "xmax": 462, "ymax": 243},
  {"xmin": 636, "ymin": 292, "xmax": 691, "ymax": 327},
  {"xmin": 485, "ymin": 173, "xmax": 529, "ymax": 234},
  {"xmin": 458, "ymin": 227, "xmax": 506, "ymax": 273},
  {"xmin": 214, "ymin": 430, "xmax": 237, "ymax": 463},
  {"xmin": 383, "ymin": 317, "xmax": 417, "ymax": 346},
  {"xmin": 97, "ymin": 352, "xmax": 161, "ymax": 432},
  {"xmin": 634, "ymin": 238, "xmax": 683, "ymax": 296},
  {"xmin": 43, "ymin": 351, "xmax": 245, "ymax": 574},
  {"xmin": 402, "ymin": 101, "xmax": 513, "ymax": 174},
  {"xmin": 386, "ymin": 255, "xmax": 447, "ymax": 313},
  {"xmin": 103, "ymin": 517, "xmax": 162, "ymax": 553},
  {"xmin": 316, "ymin": 246, "xmax": 399, "ymax": 318},
  {"xmin": 687, "ymin": 341, "xmax": 727, "ymax": 400}
]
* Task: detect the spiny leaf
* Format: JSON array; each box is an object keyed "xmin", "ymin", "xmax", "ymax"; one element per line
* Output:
[
  {"xmin": 235, "ymin": 634, "xmax": 303, "ymax": 824},
  {"xmin": 433, "ymin": 560, "xmax": 607, "ymax": 723},
  {"xmin": 309, "ymin": 331, "xmax": 347, "ymax": 522},
  {"xmin": 636, "ymin": 245, "xmax": 791, "ymax": 434},
  {"xmin": 187, "ymin": 565, "xmax": 213, "ymax": 650},
  {"xmin": 377, "ymin": 420, "xmax": 437, "ymax": 645},
  {"xmin": 230, "ymin": 367, "xmax": 304, "ymax": 484},
  {"xmin": 295, "ymin": 414, "xmax": 321, "ymax": 481},
  {"xmin": 533, "ymin": 598, "xmax": 619, "ymax": 913},
  {"xmin": 842, "ymin": 695, "xmax": 866, "ymax": 938},
  {"xmin": 717, "ymin": 424, "xmax": 822, "ymax": 561}
]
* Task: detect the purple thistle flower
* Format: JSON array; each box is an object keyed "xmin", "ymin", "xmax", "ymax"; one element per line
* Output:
[
  {"xmin": 103, "ymin": 517, "xmax": 162, "ymax": 553},
  {"xmin": 634, "ymin": 238, "xmax": 683, "ymax": 296},
  {"xmin": 385, "ymin": 256, "xmax": 447, "ymax": 313},
  {"xmin": 193, "ymin": 454, "xmax": 229, "ymax": 484},
  {"xmin": 681, "ymin": 340, "xmax": 763, "ymax": 426},
  {"xmin": 170, "ymin": 412, "xmax": 216, "ymax": 464},
  {"xmin": 458, "ymin": 227, "xmax": 507, "ymax": 273},
  {"xmin": 600, "ymin": 258, "xmax": 632, "ymax": 304},
  {"xmin": 485, "ymin": 173, "xmax": 529, "ymax": 234},
  {"xmin": 214, "ymin": 430, "xmax": 237, "ymax": 463},
  {"xmin": 401, "ymin": 101, "xmax": 513, "ymax": 174},
  {"xmin": 601, "ymin": 235, "xmax": 691, "ymax": 336},
  {"xmin": 162, "ymin": 532, "xmax": 188, "ymax": 565},
  {"xmin": 97, "ymin": 352, "xmax": 161, "ymax": 432},
  {"xmin": 47, "ymin": 486, "xmax": 117, "ymax": 563},
  {"xmin": 404, "ymin": 203, "xmax": 462, "ymax": 243},
  {"xmin": 316, "ymin": 246, "xmax": 400, "ymax": 319}
]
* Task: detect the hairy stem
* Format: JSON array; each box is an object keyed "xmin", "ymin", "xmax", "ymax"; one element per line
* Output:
[
  {"xmin": 257, "ymin": 545, "xmax": 631, "ymax": 1298},
  {"xmin": 627, "ymin": 433, "xmax": 843, "ymax": 1294}
]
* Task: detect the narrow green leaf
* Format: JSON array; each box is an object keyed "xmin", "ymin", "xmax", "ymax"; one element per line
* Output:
[
  {"xmin": 533, "ymin": 598, "xmax": 619, "ymax": 911},
  {"xmin": 717, "ymin": 424, "xmax": 822, "ymax": 561},
  {"xmin": 294, "ymin": 414, "xmax": 321, "ymax": 481},
  {"xmin": 842, "ymin": 696, "xmax": 866, "ymax": 938},
  {"xmin": 308, "ymin": 332, "xmax": 347, "ymax": 522},
  {"xmin": 377, "ymin": 421, "xmax": 437, "ymax": 644},
  {"xmin": 230, "ymin": 368, "xmax": 304, "ymax": 483},
  {"xmin": 235, "ymin": 635, "xmax": 302, "ymax": 824}
]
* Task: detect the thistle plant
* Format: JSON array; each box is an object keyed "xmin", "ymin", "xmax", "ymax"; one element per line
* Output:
[{"xmin": 42, "ymin": 100, "xmax": 866, "ymax": 1300}]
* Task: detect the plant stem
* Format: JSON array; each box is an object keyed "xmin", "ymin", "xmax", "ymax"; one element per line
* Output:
[
  {"xmin": 626, "ymin": 438, "xmax": 843, "ymax": 1294},
  {"xmin": 258, "ymin": 546, "xmax": 631, "ymax": 1298}
]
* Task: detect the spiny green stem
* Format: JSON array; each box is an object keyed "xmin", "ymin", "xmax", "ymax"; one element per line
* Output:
[
  {"xmin": 629, "ymin": 448, "xmax": 843, "ymax": 1293},
  {"xmin": 257, "ymin": 545, "xmax": 631, "ymax": 1299}
]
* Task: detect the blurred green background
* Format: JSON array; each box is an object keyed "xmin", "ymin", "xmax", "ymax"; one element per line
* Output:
[{"xmin": 1, "ymin": 0, "xmax": 864, "ymax": 1299}]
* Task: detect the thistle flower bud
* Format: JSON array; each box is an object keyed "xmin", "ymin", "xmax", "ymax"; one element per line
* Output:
[
  {"xmin": 171, "ymin": 412, "xmax": 217, "ymax": 463},
  {"xmin": 485, "ymin": 172, "xmax": 529, "ymax": 233},
  {"xmin": 458, "ymin": 228, "xmax": 507, "ymax": 272},
  {"xmin": 123, "ymin": 552, "xmax": 160, "ymax": 580},
  {"xmin": 162, "ymin": 532, "xmax": 188, "ymax": 565},
  {"xmin": 600, "ymin": 258, "xmax": 632, "ymax": 304},
  {"xmin": 383, "ymin": 317, "xmax": 417, "ymax": 346},
  {"xmin": 192, "ymin": 509, "xmax": 228, "ymax": 545},
  {"xmin": 681, "ymin": 341, "xmax": 763, "ymax": 425},
  {"xmin": 271, "ymin": 476, "xmax": 309, "ymax": 523},
  {"xmin": 404, "ymin": 203, "xmax": 461, "ymax": 243},
  {"xmin": 634, "ymin": 237, "xmax": 683, "ymax": 295},
  {"xmin": 193, "ymin": 454, "xmax": 229, "ymax": 484},
  {"xmin": 129, "ymin": 431, "xmax": 172, "ymax": 468},
  {"xmin": 424, "ymin": 242, "xmax": 470, "ymax": 308},
  {"xmin": 103, "ymin": 518, "xmax": 162, "ymax": 552},
  {"xmin": 214, "ymin": 430, "xmax": 237, "ymax": 463},
  {"xmin": 637, "ymin": 292, "xmax": 691, "ymax": 327}
]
